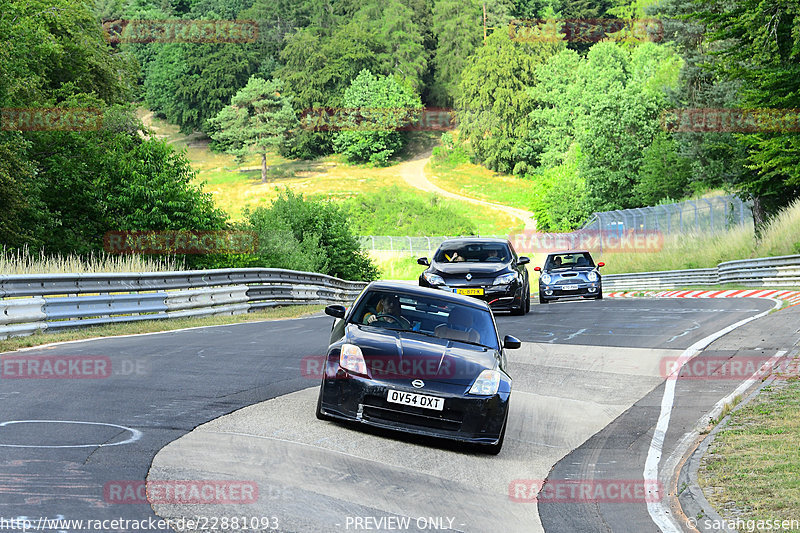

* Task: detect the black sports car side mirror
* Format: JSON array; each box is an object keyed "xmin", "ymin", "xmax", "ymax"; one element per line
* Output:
[
  {"xmin": 417, "ymin": 257, "xmax": 430, "ymax": 266},
  {"xmin": 503, "ymin": 335, "xmax": 522, "ymax": 349},
  {"xmin": 324, "ymin": 305, "xmax": 346, "ymax": 319},
  {"xmin": 518, "ymin": 256, "xmax": 530, "ymax": 265}
]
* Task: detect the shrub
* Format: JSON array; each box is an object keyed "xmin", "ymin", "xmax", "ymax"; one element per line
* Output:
[{"xmin": 242, "ymin": 189, "xmax": 379, "ymax": 281}]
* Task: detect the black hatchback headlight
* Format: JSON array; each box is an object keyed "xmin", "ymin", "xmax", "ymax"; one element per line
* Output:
[{"xmin": 493, "ymin": 272, "xmax": 517, "ymax": 285}]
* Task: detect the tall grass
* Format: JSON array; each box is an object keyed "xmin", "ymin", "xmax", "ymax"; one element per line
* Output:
[
  {"xmin": 596, "ymin": 200, "xmax": 800, "ymax": 274},
  {"xmin": 754, "ymin": 198, "xmax": 800, "ymax": 257},
  {"xmin": 0, "ymin": 246, "xmax": 183, "ymax": 275},
  {"xmin": 599, "ymin": 223, "xmax": 756, "ymax": 274}
]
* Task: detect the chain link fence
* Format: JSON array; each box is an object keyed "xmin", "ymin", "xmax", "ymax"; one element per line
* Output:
[
  {"xmin": 580, "ymin": 195, "xmax": 753, "ymax": 234},
  {"xmin": 358, "ymin": 196, "xmax": 754, "ymax": 253}
]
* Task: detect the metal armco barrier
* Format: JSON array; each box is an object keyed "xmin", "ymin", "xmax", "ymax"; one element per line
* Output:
[
  {"xmin": 603, "ymin": 254, "xmax": 800, "ymax": 290},
  {"xmin": 0, "ymin": 268, "xmax": 367, "ymax": 340}
]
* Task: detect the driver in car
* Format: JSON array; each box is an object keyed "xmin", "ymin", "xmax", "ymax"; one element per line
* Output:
[{"xmin": 364, "ymin": 295, "xmax": 412, "ymax": 329}]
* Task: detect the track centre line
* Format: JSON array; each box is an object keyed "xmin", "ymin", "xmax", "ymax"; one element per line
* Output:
[{"xmin": 645, "ymin": 298, "xmax": 782, "ymax": 532}]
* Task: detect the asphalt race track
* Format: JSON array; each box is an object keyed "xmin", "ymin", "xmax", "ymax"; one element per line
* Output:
[{"xmin": 0, "ymin": 297, "xmax": 782, "ymax": 533}]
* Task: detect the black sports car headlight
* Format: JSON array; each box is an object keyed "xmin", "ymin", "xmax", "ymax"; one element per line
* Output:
[
  {"xmin": 339, "ymin": 343, "xmax": 368, "ymax": 376},
  {"xmin": 468, "ymin": 369, "xmax": 501, "ymax": 395}
]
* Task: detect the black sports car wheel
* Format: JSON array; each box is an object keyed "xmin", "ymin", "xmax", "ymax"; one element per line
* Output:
[{"xmin": 524, "ymin": 290, "xmax": 531, "ymax": 313}]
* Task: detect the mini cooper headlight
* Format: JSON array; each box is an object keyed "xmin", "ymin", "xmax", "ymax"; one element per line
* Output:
[
  {"xmin": 587, "ymin": 271, "xmax": 598, "ymax": 281},
  {"xmin": 493, "ymin": 272, "xmax": 517, "ymax": 285},
  {"xmin": 468, "ymin": 369, "xmax": 501, "ymax": 396},
  {"xmin": 540, "ymin": 273, "xmax": 552, "ymax": 284},
  {"xmin": 339, "ymin": 343, "xmax": 367, "ymax": 376},
  {"xmin": 423, "ymin": 272, "xmax": 445, "ymax": 285}
]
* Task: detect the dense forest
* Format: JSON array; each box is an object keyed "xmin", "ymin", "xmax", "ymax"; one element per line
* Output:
[{"xmin": 1, "ymin": 0, "xmax": 799, "ymax": 275}]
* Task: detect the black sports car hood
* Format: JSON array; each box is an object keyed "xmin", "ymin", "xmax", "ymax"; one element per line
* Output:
[
  {"xmin": 432, "ymin": 262, "xmax": 509, "ymax": 275},
  {"xmin": 344, "ymin": 324, "xmax": 497, "ymax": 385}
]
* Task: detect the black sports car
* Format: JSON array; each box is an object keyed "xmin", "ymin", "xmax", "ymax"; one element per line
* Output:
[
  {"xmin": 417, "ymin": 238, "xmax": 531, "ymax": 315},
  {"xmin": 535, "ymin": 250, "xmax": 604, "ymax": 304},
  {"xmin": 316, "ymin": 281, "xmax": 520, "ymax": 454}
]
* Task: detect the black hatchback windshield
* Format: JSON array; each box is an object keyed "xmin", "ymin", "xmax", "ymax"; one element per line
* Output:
[
  {"xmin": 545, "ymin": 252, "xmax": 595, "ymax": 270},
  {"xmin": 433, "ymin": 242, "xmax": 511, "ymax": 264},
  {"xmin": 349, "ymin": 290, "xmax": 499, "ymax": 349}
]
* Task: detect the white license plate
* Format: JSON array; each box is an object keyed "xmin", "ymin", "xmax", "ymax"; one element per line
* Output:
[
  {"xmin": 562, "ymin": 285, "xmax": 579, "ymax": 290},
  {"xmin": 387, "ymin": 390, "xmax": 444, "ymax": 411}
]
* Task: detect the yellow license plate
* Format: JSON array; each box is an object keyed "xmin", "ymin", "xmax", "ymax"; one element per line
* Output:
[{"xmin": 455, "ymin": 288, "xmax": 484, "ymax": 296}]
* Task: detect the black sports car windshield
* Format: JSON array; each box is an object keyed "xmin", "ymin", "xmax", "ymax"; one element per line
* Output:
[
  {"xmin": 545, "ymin": 252, "xmax": 595, "ymax": 270},
  {"xmin": 433, "ymin": 242, "xmax": 510, "ymax": 263},
  {"xmin": 349, "ymin": 290, "xmax": 499, "ymax": 350}
]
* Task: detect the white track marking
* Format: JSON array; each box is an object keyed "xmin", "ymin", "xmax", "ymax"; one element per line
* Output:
[
  {"xmin": 644, "ymin": 298, "xmax": 781, "ymax": 532},
  {"xmin": 0, "ymin": 420, "xmax": 142, "ymax": 448}
]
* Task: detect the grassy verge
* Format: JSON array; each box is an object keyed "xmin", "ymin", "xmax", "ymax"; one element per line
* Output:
[
  {"xmin": 370, "ymin": 252, "xmax": 424, "ymax": 281},
  {"xmin": 427, "ymin": 158, "xmax": 539, "ymax": 211},
  {"xmin": 698, "ymin": 377, "xmax": 800, "ymax": 530},
  {"xmin": 0, "ymin": 305, "xmax": 324, "ymax": 354},
  {"xmin": 142, "ymin": 110, "xmax": 519, "ymax": 234}
]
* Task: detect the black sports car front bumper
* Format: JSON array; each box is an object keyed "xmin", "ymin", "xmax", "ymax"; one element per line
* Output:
[{"xmin": 318, "ymin": 372, "xmax": 510, "ymax": 445}]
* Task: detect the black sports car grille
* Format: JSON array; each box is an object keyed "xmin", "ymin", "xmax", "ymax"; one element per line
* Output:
[
  {"xmin": 362, "ymin": 405, "xmax": 463, "ymax": 431},
  {"xmin": 362, "ymin": 395, "xmax": 463, "ymax": 431}
]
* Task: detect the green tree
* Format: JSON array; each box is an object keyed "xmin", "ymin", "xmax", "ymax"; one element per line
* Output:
[
  {"xmin": 456, "ymin": 29, "xmax": 559, "ymax": 174},
  {"xmin": 144, "ymin": 42, "xmax": 260, "ymax": 134},
  {"xmin": 693, "ymin": 0, "xmax": 800, "ymax": 225},
  {"xmin": 332, "ymin": 69, "xmax": 423, "ymax": 165},
  {"xmin": 26, "ymin": 131, "xmax": 226, "ymax": 255},
  {"xmin": 578, "ymin": 43, "xmax": 674, "ymax": 211},
  {"xmin": 207, "ymin": 77, "xmax": 299, "ymax": 183},
  {"xmin": 356, "ymin": 0, "xmax": 429, "ymax": 92},
  {"xmin": 633, "ymin": 131, "xmax": 692, "ymax": 205},
  {"xmin": 431, "ymin": 0, "xmax": 482, "ymax": 106},
  {"xmin": 243, "ymin": 189, "xmax": 379, "ymax": 281}
]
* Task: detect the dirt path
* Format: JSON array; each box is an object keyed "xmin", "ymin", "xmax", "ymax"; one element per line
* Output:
[{"xmin": 395, "ymin": 149, "xmax": 537, "ymax": 231}]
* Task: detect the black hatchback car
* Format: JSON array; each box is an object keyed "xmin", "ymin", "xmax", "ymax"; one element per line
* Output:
[
  {"xmin": 535, "ymin": 250, "xmax": 604, "ymax": 303},
  {"xmin": 317, "ymin": 281, "xmax": 521, "ymax": 454},
  {"xmin": 417, "ymin": 238, "xmax": 531, "ymax": 315}
]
